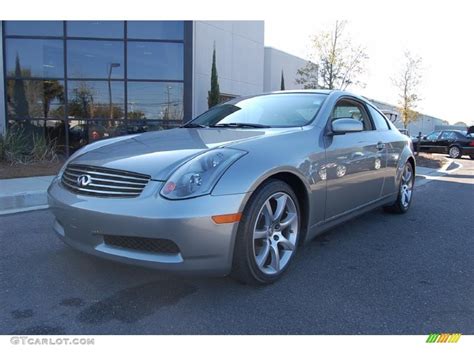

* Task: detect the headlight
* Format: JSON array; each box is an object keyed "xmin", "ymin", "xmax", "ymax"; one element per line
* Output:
[{"xmin": 160, "ymin": 148, "xmax": 247, "ymax": 199}]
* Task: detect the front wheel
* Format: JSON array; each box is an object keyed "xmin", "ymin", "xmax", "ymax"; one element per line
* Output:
[
  {"xmin": 231, "ymin": 180, "xmax": 300, "ymax": 285},
  {"xmin": 384, "ymin": 162, "xmax": 414, "ymax": 214}
]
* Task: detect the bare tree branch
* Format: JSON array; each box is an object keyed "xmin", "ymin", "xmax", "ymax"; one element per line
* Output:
[
  {"xmin": 296, "ymin": 21, "xmax": 368, "ymax": 90},
  {"xmin": 392, "ymin": 51, "xmax": 423, "ymax": 128}
]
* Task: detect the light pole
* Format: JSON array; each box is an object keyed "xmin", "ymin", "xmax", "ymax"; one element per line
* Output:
[
  {"xmin": 166, "ymin": 85, "xmax": 172, "ymax": 121},
  {"xmin": 108, "ymin": 63, "xmax": 121, "ymax": 121}
]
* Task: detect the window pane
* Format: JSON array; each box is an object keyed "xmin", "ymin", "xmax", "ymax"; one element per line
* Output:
[
  {"xmin": 127, "ymin": 82, "xmax": 183, "ymax": 122},
  {"xmin": 127, "ymin": 21, "xmax": 184, "ymax": 40},
  {"xmin": 5, "ymin": 21, "xmax": 63, "ymax": 36},
  {"xmin": 7, "ymin": 79, "xmax": 65, "ymax": 119},
  {"xmin": 67, "ymin": 40, "xmax": 124, "ymax": 79},
  {"xmin": 127, "ymin": 42, "xmax": 183, "ymax": 80},
  {"xmin": 6, "ymin": 39, "xmax": 64, "ymax": 78},
  {"xmin": 67, "ymin": 81, "xmax": 125, "ymax": 120},
  {"xmin": 8, "ymin": 119, "xmax": 66, "ymax": 155},
  {"xmin": 68, "ymin": 120, "xmax": 127, "ymax": 152},
  {"xmin": 368, "ymin": 106, "xmax": 389, "ymax": 131},
  {"xmin": 67, "ymin": 21, "xmax": 124, "ymax": 38}
]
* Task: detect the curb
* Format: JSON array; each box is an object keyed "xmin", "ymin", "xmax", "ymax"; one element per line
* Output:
[
  {"xmin": 0, "ymin": 190, "xmax": 49, "ymax": 216},
  {"xmin": 0, "ymin": 175, "xmax": 55, "ymax": 216},
  {"xmin": 415, "ymin": 158, "xmax": 461, "ymax": 188}
]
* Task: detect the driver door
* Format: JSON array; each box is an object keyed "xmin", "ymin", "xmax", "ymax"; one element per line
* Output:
[{"xmin": 324, "ymin": 98, "xmax": 386, "ymax": 219}]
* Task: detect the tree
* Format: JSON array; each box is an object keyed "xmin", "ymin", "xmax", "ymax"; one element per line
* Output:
[
  {"xmin": 13, "ymin": 55, "xmax": 29, "ymax": 119},
  {"xmin": 454, "ymin": 121, "xmax": 467, "ymax": 127},
  {"xmin": 208, "ymin": 45, "xmax": 220, "ymax": 108},
  {"xmin": 296, "ymin": 62, "xmax": 319, "ymax": 89},
  {"xmin": 42, "ymin": 80, "xmax": 64, "ymax": 119},
  {"xmin": 296, "ymin": 21, "xmax": 368, "ymax": 90},
  {"xmin": 393, "ymin": 51, "xmax": 423, "ymax": 128},
  {"xmin": 280, "ymin": 70, "xmax": 285, "ymax": 90}
]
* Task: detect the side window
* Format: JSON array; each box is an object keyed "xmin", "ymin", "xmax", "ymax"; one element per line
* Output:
[
  {"xmin": 368, "ymin": 106, "xmax": 390, "ymax": 131},
  {"xmin": 426, "ymin": 132, "xmax": 440, "ymax": 140},
  {"xmin": 440, "ymin": 131, "xmax": 456, "ymax": 140},
  {"xmin": 331, "ymin": 99, "xmax": 373, "ymax": 131}
]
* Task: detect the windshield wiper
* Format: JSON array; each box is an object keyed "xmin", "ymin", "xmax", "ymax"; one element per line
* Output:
[
  {"xmin": 210, "ymin": 122, "xmax": 271, "ymax": 128},
  {"xmin": 181, "ymin": 123, "xmax": 208, "ymax": 128}
]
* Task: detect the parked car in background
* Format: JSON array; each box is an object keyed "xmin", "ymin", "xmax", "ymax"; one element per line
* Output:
[
  {"xmin": 412, "ymin": 130, "xmax": 474, "ymax": 159},
  {"xmin": 48, "ymin": 90, "xmax": 415, "ymax": 285}
]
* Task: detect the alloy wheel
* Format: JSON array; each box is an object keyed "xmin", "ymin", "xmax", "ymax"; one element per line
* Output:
[
  {"xmin": 400, "ymin": 163, "xmax": 413, "ymax": 208},
  {"xmin": 252, "ymin": 192, "xmax": 299, "ymax": 275},
  {"xmin": 449, "ymin": 146, "xmax": 460, "ymax": 158}
]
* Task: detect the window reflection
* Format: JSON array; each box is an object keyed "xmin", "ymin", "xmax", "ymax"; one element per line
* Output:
[
  {"xmin": 6, "ymin": 79, "xmax": 65, "ymax": 119},
  {"xmin": 67, "ymin": 40, "xmax": 124, "ymax": 79},
  {"xmin": 127, "ymin": 42, "xmax": 183, "ymax": 80},
  {"xmin": 8, "ymin": 119, "xmax": 66, "ymax": 154},
  {"xmin": 67, "ymin": 81, "xmax": 125, "ymax": 120},
  {"xmin": 127, "ymin": 21, "xmax": 184, "ymax": 40},
  {"xmin": 68, "ymin": 120, "xmax": 126, "ymax": 151},
  {"xmin": 5, "ymin": 21, "xmax": 63, "ymax": 36},
  {"xmin": 6, "ymin": 39, "xmax": 64, "ymax": 78},
  {"xmin": 127, "ymin": 82, "xmax": 184, "ymax": 122},
  {"xmin": 4, "ymin": 20, "xmax": 188, "ymax": 157},
  {"xmin": 67, "ymin": 21, "xmax": 124, "ymax": 38}
]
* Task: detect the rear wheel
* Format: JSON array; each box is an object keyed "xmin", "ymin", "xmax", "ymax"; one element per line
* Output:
[
  {"xmin": 384, "ymin": 162, "xmax": 414, "ymax": 214},
  {"xmin": 470, "ymin": 155, "xmax": 474, "ymax": 160},
  {"xmin": 449, "ymin": 145, "xmax": 462, "ymax": 159},
  {"xmin": 231, "ymin": 180, "xmax": 300, "ymax": 285}
]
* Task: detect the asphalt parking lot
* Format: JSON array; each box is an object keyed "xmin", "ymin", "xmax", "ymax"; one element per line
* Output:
[{"xmin": 1, "ymin": 158, "xmax": 473, "ymax": 335}]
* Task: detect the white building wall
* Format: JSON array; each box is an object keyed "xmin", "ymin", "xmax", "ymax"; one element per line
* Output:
[
  {"xmin": 370, "ymin": 99, "xmax": 448, "ymax": 135},
  {"xmin": 192, "ymin": 21, "xmax": 264, "ymax": 117},
  {"xmin": 263, "ymin": 47, "xmax": 307, "ymax": 92},
  {"xmin": 0, "ymin": 21, "xmax": 5, "ymax": 135}
]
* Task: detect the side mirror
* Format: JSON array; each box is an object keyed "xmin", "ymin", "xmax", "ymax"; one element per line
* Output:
[{"xmin": 331, "ymin": 118, "xmax": 363, "ymax": 135}]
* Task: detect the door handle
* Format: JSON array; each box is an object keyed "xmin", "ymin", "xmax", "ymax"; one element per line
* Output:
[{"xmin": 376, "ymin": 142, "xmax": 386, "ymax": 150}]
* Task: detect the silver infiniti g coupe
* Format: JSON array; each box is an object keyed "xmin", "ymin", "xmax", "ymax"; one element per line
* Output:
[{"xmin": 48, "ymin": 90, "xmax": 415, "ymax": 284}]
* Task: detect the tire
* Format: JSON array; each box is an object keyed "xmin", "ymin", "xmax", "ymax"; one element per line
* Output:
[
  {"xmin": 384, "ymin": 161, "xmax": 414, "ymax": 214},
  {"xmin": 470, "ymin": 155, "xmax": 474, "ymax": 160},
  {"xmin": 231, "ymin": 179, "xmax": 301, "ymax": 285},
  {"xmin": 448, "ymin": 145, "xmax": 462, "ymax": 159}
]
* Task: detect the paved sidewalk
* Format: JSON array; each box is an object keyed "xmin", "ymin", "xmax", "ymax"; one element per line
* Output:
[{"xmin": 0, "ymin": 175, "xmax": 55, "ymax": 215}]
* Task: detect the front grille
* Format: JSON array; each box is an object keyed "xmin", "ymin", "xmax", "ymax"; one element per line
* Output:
[
  {"xmin": 61, "ymin": 164, "xmax": 150, "ymax": 198},
  {"xmin": 103, "ymin": 235, "xmax": 180, "ymax": 254}
]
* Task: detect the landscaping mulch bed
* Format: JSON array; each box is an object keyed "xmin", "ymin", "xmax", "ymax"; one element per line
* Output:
[
  {"xmin": 415, "ymin": 153, "xmax": 448, "ymax": 169},
  {"xmin": 0, "ymin": 160, "xmax": 64, "ymax": 179}
]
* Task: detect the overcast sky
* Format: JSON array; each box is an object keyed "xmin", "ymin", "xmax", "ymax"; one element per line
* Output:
[{"xmin": 264, "ymin": 1, "xmax": 474, "ymax": 125}]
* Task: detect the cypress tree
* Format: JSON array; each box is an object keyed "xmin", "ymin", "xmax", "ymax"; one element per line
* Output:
[
  {"xmin": 280, "ymin": 70, "xmax": 285, "ymax": 90},
  {"xmin": 13, "ymin": 55, "xmax": 29, "ymax": 119},
  {"xmin": 208, "ymin": 45, "xmax": 220, "ymax": 108}
]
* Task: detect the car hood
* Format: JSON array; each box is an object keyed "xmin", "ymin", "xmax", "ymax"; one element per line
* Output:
[{"xmin": 72, "ymin": 127, "xmax": 298, "ymax": 180}]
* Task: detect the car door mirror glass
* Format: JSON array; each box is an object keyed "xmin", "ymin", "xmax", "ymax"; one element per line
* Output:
[{"xmin": 331, "ymin": 118, "xmax": 364, "ymax": 134}]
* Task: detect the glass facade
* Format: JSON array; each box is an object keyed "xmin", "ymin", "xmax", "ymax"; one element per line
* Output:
[{"xmin": 2, "ymin": 20, "xmax": 191, "ymax": 156}]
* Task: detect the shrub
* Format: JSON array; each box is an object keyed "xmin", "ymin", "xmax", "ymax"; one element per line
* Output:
[{"xmin": 0, "ymin": 128, "xmax": 58, "ymax": 165}]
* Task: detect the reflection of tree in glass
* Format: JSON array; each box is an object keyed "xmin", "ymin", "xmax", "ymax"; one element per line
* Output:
[
  {"xmin": 128, "ymin": 110, "xmax": 146, "ymax": 120},
  {"xmin": 8, "ymin": 56, "xmax": 64, "ymax": 122},
  {"xmin": 69, "ymin": 82, "xmax": 123, "ymax": 119},
  {"xmin": 12, "ymin": 55, "xmax": 29, "ymax": 119},
  {"xmin": 68, "ymin": 82, "xmax": 95, "ymax": 119},
  {"xmin": 42, "ymin": 80, "xmax": 64, "ymax": 119}
]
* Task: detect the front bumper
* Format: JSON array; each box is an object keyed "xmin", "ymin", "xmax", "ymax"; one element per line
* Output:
[{"xmin": 48, "ymin": 178, "xmax": 249, "ymax": 276}]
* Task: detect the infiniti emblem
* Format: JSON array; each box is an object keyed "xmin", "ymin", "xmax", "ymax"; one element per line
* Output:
[{"xmin": 77, "ymin": 174, "xmax": 92, "ymax": 187}]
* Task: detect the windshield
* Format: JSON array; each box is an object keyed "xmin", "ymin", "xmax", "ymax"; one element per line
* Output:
[{"xmin": 189, "ymin": 93, "xmax": 327, "ymax": 128}]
